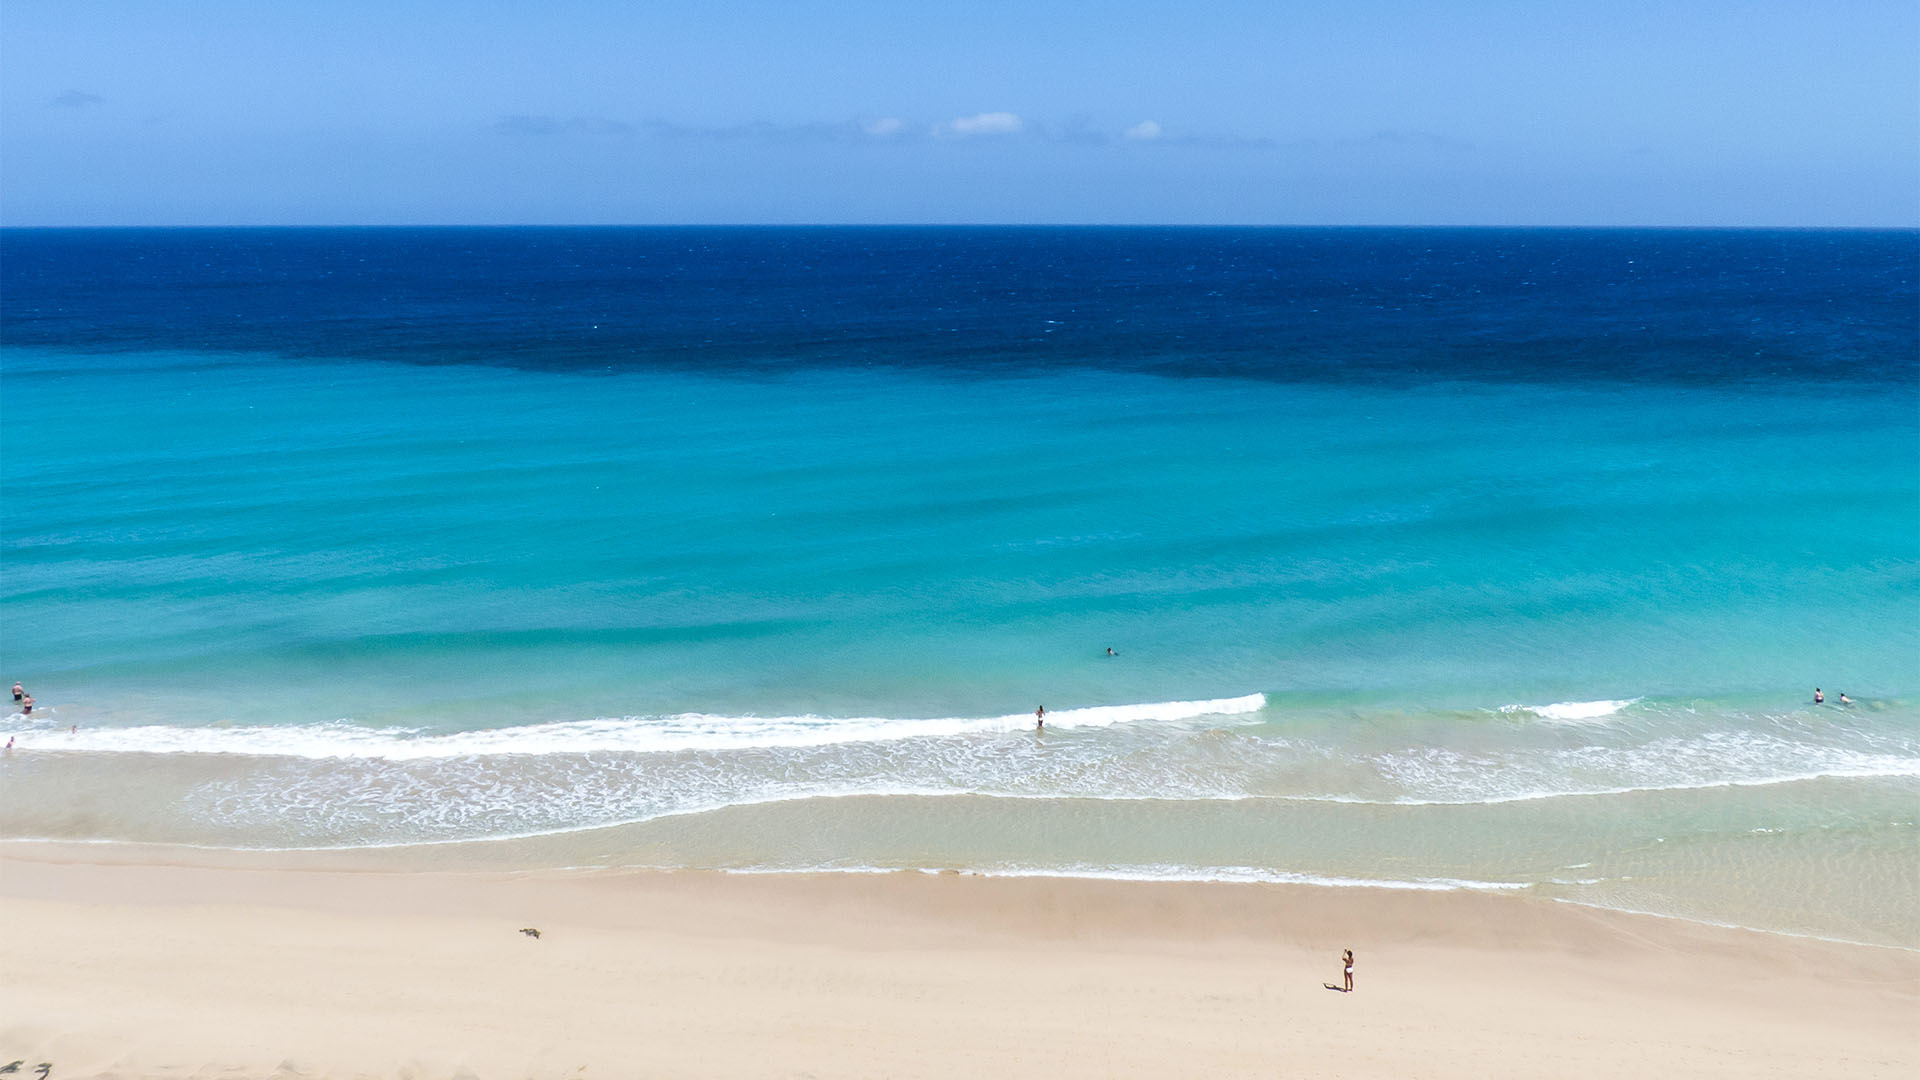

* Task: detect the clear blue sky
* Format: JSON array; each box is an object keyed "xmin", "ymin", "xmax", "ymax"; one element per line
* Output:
[{"xmin": 3, "ymin": 0, "xmax": 1914, "ymax": 225}]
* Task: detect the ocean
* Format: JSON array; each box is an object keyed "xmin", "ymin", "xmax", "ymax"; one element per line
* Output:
[{"xmin": 2, "ymin": 227, "xmax": 1915, "ymax": 945}]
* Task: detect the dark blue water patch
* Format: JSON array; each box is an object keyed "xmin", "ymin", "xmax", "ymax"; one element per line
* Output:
[{"xmin": 2, "ymin": 226, "xmax": 1915, "ymax": 386}]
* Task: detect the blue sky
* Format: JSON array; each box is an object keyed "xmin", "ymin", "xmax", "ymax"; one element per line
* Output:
[{"xmin": 3, "ymin": 1, "xmax": 1914, "ymax": 225}]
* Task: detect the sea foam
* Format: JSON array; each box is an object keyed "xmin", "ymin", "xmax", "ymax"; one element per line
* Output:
[
  {"xmin": 1, "ymin": 693, "xmax": 1268, "ymax": 760},
  {"xmin": 1500, "ymin": 698, "xmax": 1639, "ymax": 723}
]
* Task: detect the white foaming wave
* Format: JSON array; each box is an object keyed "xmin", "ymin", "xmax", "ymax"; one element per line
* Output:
[
  {"xmin": 10, "ymin": 693, "xmax": 1267, "ymax": 760},
  {"xmin": 1499, "ymin": 698, "xmax": 1639, "ymax": 723},
  {"xmin": 1368, "ymin": 764, "xmax": 1920, "ymax": 806},
  {"xmin": 1364, "ymin": 729, "xmax": 1920, "ymax": 805},
  {"xmin": 727, "ymin": 862, "xmax": 1532, "ymax": 893}
]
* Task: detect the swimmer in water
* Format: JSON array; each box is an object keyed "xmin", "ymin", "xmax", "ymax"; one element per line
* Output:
[
  {"xmin": 1814, "ymin": 688, "xmax": 1824, "ymax": 704},
  {"xmin": 1105, "ymin": 647, "xmax": 1116, "ymax": 657},
  {"xmin": 1839, "ymin": 692, "xmax": 1852, "ymax": 706}
]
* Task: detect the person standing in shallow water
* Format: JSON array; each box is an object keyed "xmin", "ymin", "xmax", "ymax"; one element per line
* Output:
[
  {"xmin": 11, "ymin": 683, "xmax": 21, "ymax": 702},
  {"xmin": 1814, "ymin": 688, "xmax": 1824, "ymax": 704},
  {"xmin": 1035, "ymin": 705, "xmax": 1045, "ymax": 731}
]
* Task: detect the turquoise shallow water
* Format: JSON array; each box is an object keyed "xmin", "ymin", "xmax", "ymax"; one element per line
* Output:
[
  {"xmin": 5, "ymin": 349, "xmax": 1913, "ymax": 724},
  {"xmin": 2, "ymin": 227, "xmax": 1916, "ymax": 944}
]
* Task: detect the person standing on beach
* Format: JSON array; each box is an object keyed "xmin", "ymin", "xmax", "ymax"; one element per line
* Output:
[{"xmin": 1343, "ymin": 948, "xmax": 1354, "ymax": 992}]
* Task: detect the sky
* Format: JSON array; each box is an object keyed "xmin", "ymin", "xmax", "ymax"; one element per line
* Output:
[{"xmin": 2, "ymin": 0, "xmax": 1915, "ymax": 226}]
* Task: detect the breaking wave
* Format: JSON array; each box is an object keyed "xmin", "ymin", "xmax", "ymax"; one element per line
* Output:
[{"xmin": 0, "ymin": 694, "xmax": 1269, "ymax": 759}]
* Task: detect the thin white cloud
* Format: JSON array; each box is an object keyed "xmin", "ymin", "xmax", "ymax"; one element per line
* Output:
[
  {"xmin": 644, "ymin": 119, "xmax": 875, "ymax": 142},
  {"xmin": 480, "ymin": 109, "xmax": 1450, "ymax": 156},
  {"xmin": 493, "ymin": 114, "xmax": 633, "ymax": 136},
  {"xmin": 942, "ymin": 111, "xmax": 1023, "ymax": 137},
  {"xmin": 49, "ymin": 90, "xmax": 105, "ymax": 109}
]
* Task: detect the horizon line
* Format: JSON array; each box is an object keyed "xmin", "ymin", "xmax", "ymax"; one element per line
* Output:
[{"xmin": 3, "ymin": 222, "xmax": 1915, "ymax": 231}]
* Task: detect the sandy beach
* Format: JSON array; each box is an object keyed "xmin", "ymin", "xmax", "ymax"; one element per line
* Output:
[{"xmin": 0, "ymin": 846, "xmax": 1912, "ymax": 1079}]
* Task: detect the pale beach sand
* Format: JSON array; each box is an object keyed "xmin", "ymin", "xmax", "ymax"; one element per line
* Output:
[{"xmin": 0, "ymin": 846, "xmax": 1914, "ymax": 1079}]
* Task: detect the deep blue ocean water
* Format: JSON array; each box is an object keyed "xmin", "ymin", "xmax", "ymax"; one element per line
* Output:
[
  {"xmin": 6, "ymin": 227, "xmax": 1914, "ymax": 385},
  {"xmin": 2, "ymin": 228, "xmax": 1916, "ymax": 942}
]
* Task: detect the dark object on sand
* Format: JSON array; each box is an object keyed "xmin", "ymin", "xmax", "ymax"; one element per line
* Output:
[
  {"xmin": 520, "ymin": 927, "xmax": 541, "ymax": 939},
  {"xmin": 0, "ymin": 1062, "xmax": 21, "ymax": 1074}
]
